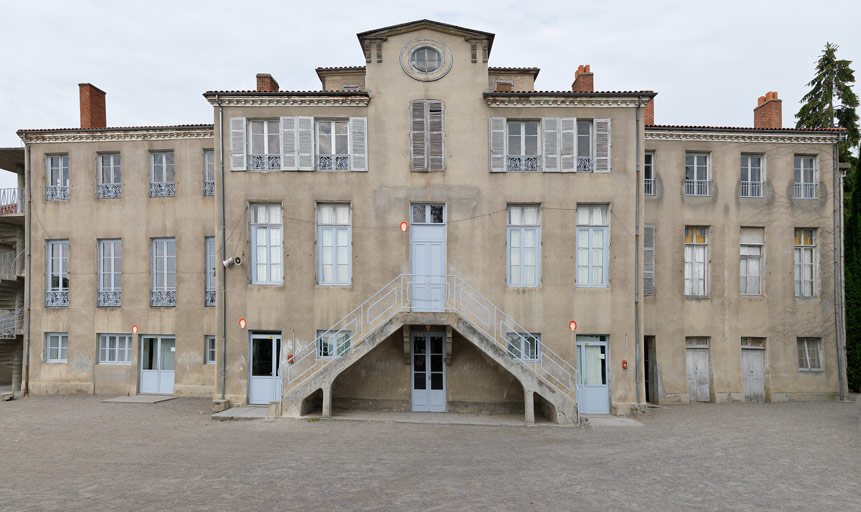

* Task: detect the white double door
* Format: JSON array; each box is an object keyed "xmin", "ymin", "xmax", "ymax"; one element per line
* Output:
[
  {"xmin": 249, "ymin": 334, "xmax": 283, "ymax": 405},
  {"xmin": 410, "ymin": 204, "xmax": 446, "ymax": 312},
  {"xmin": 140, "ymin": 336, "xmax": 175, "ymax": 395},
  {"xmin": 576, "ymin": 337, "xmax": 610, "ymax": 414},
  {"xmin": 411, "ymin": 331, "xmax": 446, "ymax": 412}
]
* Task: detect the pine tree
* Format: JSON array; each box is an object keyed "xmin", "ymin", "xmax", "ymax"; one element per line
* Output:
[{"xmin": 844, "ymin": 146, "xmax": 861, "ymax": 392}]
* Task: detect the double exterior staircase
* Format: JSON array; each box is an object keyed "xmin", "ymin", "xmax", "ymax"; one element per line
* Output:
[{"xmin": 278, "ymin": 275, "xmax": 580, "ymax": 424}]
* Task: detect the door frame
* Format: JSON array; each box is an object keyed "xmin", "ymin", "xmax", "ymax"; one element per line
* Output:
[
  {"xmin": 410, "ymin": 329, "xmax": 447, "ymax": 412},
  {"xmin": 409, "ymin": 203, "xmax": 447, "ymax": 313},
  {"xmin": 575, "ymin": 335, "xmax": 611, "ymax": 414},
  {"xmin": 741, "ymin": 345, "xmax": 766, "ymax": 403},
  {"xmin": 139, "ymin": 335, "xmax": 176, "ymax": 395},
  {"xmin": 248, "ymin": 332, "xmax": 283, "ymax": 405},
  {"xmin": 685, "ymin": 343, "xmax": 711, "ymax": 403}
]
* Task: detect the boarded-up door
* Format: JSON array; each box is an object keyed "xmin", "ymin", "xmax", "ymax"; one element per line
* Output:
[
  {"xmin": 742, "ymin": 348, "xmax": 765, "ymax": 403},
  {"xmin": 686, "ymin": 348, "xmax": 709, "ymax": 402}
]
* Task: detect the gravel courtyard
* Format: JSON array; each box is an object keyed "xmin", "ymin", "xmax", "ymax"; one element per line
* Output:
[{"xmin": 0, "ymin": 395, "xmax": 858, "ymax": 511}]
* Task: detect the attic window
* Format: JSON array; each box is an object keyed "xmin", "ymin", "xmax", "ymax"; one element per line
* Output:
[
  {"xmin": 496, "ymin": 81, "xmax": 513, "ymax": 92},
  {"xmin": 341, "ymin": 84, "xmax": 361, "ymax": 92},
  {"xmin": 410, "ymin": 46, "xmax": 442, "ymax": 73}
]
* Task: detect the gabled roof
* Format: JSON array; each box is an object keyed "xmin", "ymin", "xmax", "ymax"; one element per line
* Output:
[{"xmin": 357, "ymin": 19, "xmax": 495, "ymax": 54}]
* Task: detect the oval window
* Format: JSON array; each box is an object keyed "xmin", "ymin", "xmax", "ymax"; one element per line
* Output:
[{"xmin": 410, "ymin": 46, "xmax": 442, "ymax": 73}]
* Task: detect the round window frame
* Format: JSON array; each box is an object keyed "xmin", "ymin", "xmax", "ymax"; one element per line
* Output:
[
  {"xmin": 408, "ymin": 45, "xmax": 443, "ymax": 74},
  {"xmin": 399, "ymin": 39, "xmax": 453, "ymax": 82}
]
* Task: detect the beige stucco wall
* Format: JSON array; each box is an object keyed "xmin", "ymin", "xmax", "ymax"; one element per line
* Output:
[
  {"xmin": 487, "ymin": 72, "xmax": 535, "ymax": 91},
  {"xmin": 320, "ymin": 71, "xmax": 366, "ymax": 91}
]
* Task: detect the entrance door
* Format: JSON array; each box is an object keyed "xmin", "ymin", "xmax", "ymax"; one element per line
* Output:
[
  {"xmin": 644, "ymin": 335, "xmax": 657, "ymax": 404},
  {"xmin": 410, "ymin": 204, "xmax": 446, "ymax": 312},
  {"xmin": 576, "ymin": 336, "xmax": 610, "ymax": 414},
  {"xmin": 249, "ymin": 334, "xmax": 282, "ymax": 405},
  {"xmin": 742, "ymin": 348, "xmax": 765, "ymax": 403},
  {"xmin": 686, "ymin": 347, "xmax": 710, "ymax": 402},
  {"xmin": 411, "ymin": 331, "xmax": 446, "ymax": 412},
  {"xmin": 140, "ymin": 336, "xmax": 175, "ymax": 395}
]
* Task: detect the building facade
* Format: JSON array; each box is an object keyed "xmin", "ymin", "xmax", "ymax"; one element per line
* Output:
[{"xmin": 2, "ymin": 20, "xmax": 846, "ymax": 421}]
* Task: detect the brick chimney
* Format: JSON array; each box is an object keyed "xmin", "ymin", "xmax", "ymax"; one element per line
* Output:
[
  {"xmin": 644, "ymin": 97, "xmax": 655, "ymax": 126},
  {"xmin": 79, "ymin": 83, "xmax": 106, "ymax": 129},
  {"xmin": 754, "ymin": 91, "xmax": 782, "ymax": 129},
  {"xmin": 571, "ymin": 65, "xmax": 594, "ymax": 93},
  {"xmin": 256, "ymin": 73, "xmax": 279, "ymax": 92}
]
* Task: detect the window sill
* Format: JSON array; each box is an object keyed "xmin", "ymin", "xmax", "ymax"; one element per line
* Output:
[
  {"xmin": 45, "ymin": 360, "xmax": 67, "ymax": 364},
  {"xmin": 317, "ymin": 283, "xmax": 352, "ymax": 288},
  {"xmin": 576, "ymin": 285, "xmax": 608, "ymax": 289},
  {"xmin": 205, "ymin": 362, "xmax": 216, "ymax": 365},
  {"xmin": 250, "ymin": 283, "xmax": 284, "ymax": 287},
  {"xmin": 798, "ymin": 368, "xmax": 824, "ymax": 373},
  {"xmin": 684, "ymin": 295, "xmax": 710, "ymax": 301},
  {"xmin": 794, "ymin": 296, "xmax": 820, "ymax": 301},
  {"xmin": 98, "ymin": 362, "xmax": 132, "ymax": 366},
  {"xmin": 740, "ymin": 295, "xmax": 765, "ymax": 299}
]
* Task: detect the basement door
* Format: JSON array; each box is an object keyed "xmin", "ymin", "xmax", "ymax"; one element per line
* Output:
[
  {"xmin": 742, "ymin": 347, "xmax": 765, "ymax": 403},
  {"xmin": 410, "ymin": 204, "xmax": 446, "ymax": 312},
  {"xmin": 140, "ymin": 336, "xmax": 175, "ymax": 395},
  {"xmin": 576, "ymin": 336, "xmax": 610, "ymax": 414},
  {"xmin": 249, "ymin": 334, "xmax": 283, "ymax": 405},
  {"xmin": 411, "ymin": 330, "xmax": 446, "ymax": 412},
  {"xmin": 686, "ymin": 346, "xmax": 710, "ymax": 402}
]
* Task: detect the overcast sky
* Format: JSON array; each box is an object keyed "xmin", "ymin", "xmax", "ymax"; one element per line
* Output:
[{"xmin": 1, "ymin": 0, "xmax": 859, "ymax": 186}]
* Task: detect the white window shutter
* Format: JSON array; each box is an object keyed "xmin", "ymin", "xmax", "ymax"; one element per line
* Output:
[
  {"xmin": 280, "ymin": 117, "xmax": 297, "ymax": 170},
  {"xmin": 560, "ymin": 117, "xmax": 576, "ymax": 172},
  {"xmin": 229, "ymin": 117, "xmax": 246, "ymax": 171},
  {"xmin": 542, "ymin": 118, "xmax": 560, "ymax": 172},
  {"xmin": 428, "ymin": 101, "xmax": 444, "ymax": 172},
  {"xmin": 410, "ymin": 101, "xmax": 427, "ymax": 171},
  {"xmin": 644, "ymin": 224, "xmax": 655, "ymax": 296},
  {"xmin": 297, "ymin": 116, "xmax": 314, "ymax": 171},
  {"xmin": 594, "ymin": 118, "xmax": 611, "ymax": 173},
  {"xmin": 349, "ymin": 117, "xmax": 368, "ymax": 172},
  {"xmin": 489, "ymin": 117, "xmax": 507, "ymax": 172}
]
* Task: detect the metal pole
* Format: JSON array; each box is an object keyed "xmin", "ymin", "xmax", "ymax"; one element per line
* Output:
[
  {"xmin": 832, "ymin": 141, "xmax": 845, "ymax": 400},
  {"xmin": 22, "ymin": 135, "xmax": 31, "ymax": 396},
  {"xmin": 634, "ymin": 96, "xmax": 643, "ymax": 407},
  {"xmin": 216, "ymin": 95, "xmax": 227, "ymax": 400}
]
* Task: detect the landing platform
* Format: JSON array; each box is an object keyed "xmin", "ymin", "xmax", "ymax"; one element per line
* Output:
[{"xmin": 103, "ymin": 395, "xmax": 176, "ymax": 404}]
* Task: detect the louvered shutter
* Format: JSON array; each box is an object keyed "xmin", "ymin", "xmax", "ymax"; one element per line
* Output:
[
  {"xmin": 644, "ymin": 224, "xmax": 656, "ymax": 296},
  {"xmin": 297, "ymin": 116, "xmax": 314, "ymax": 171},
  {"xmin": 541, "ymin": 118, "xmax": 560, "ymax": 172},
  {"xmin": 594, "ymin": 119, "xmax": 611, "ymax": 173},
  {"xmin": 410, "ymin": 101, "xmax": 427, "ymax": 171},
  {"xmin": 280, "ymin": 117, "xmax": 297, "ymax": 170},
  {"xmin": 428, "ymin": 101, "xmax": 444, "ymax": 172},
  {"xmin": 229, "ymin": 117, "xmax": 246, "ymax": 171},
  {"xmin": 349, "ymin": 117, "xmax": 368, "ymax": 172},
  {"xmin": 560, "ymin": 117, "xmax": 576, "ymax": 172},
  {"xmin": 489, "ymin": 117, "xmax": 507, "ymax": 172}
]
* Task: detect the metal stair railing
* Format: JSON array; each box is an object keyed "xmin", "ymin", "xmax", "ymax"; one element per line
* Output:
[
  {"xmin": 0, "ymin": 249, "xmax": 25, "ymax": 280},
  {"xmin": 278, "ymin": 275, "xmax": 580, "ymax": 407},
  {"xmin": 0, "ymin": 307, "xmax": 24, "ymax": 338}
]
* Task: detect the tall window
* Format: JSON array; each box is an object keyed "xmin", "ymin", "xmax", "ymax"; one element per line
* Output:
[
  {"xmin": 317, "ymin": 204, "xmax": 351, "ymax": 286},
  {"xmin": 684, "ymin": 226, "xmax": 708, "ymax": 297},
  {"xmin": 507, "ymin": 205, "xmax": 540, "ymax": 287},
  {"xmin": 316, "ymin": 120, "xmax": 349, "ymax": 171},
  {"xmin": 739, "ymin": 228, "xmax": 763, "ymax": 296},
  {"xmin": 151, "ymin": 238, "xmax": 176, "ymax": 306},
  {"xmin": 46, "ymin": 155, "xmax": 69, "ymax": 200},
  {"xmin": 203, "ymin": 150, "xmax": 215, "ymax": 196},
  {"xmin": 205, "ymin": 336, "xmax": 216, "ymax": 364},
  {"xmin": 317, "ymin": 330, "xmax": 351, "ymax": 358},
  {"xmin": 507, "ymin": 121, "xmax": 540, "ymax": 172},
  {"xmin": 251, "ymin": 204, "xmax": 283, "ymax": 285},
  {"xmin": 577, "ymin": 120, "xmax": 593, "ymax": 172},
  {"xmin": 248, "ymin": 119, "xmax": 281, "ymax": 170},
  {"xmin": 98, "ymin": 334, "xmax": 132, "ymax": 365},
  {"xmin": 46, "ymin": 333, "xmax": 68, "ymax": 363},
  {"xmin": 506, "ymin": 332, "xmax": 540, "ymax": 362},
  {"xmin": 644, "ymin": 151, "xmax": 655, "ymax": 195},
  {"xmin": 797, "ymin": 337, "xmax": 821, "ymax": 371},
  {"xmin": 46, "ymin": 240, "xmax": 69, "ymax": 307},
  {"xmin": 98, "ymin": 239, "xmax": 122, "ymax": 307},
  {"xmin": 97, "ymin": 153, "xmax": 121, "ymax": 199},
  {"xmin": 576, "ymin": 205, "xmax": 609, "ymax": 287},
  {"xmin": 205, "ymin": 237, "xmax": 216, "ymax": 306},
  {"xmin": 643, "ymin": 224, "xmax": 656, "ymax": 296},
  {"xmin": 685, "ymin": 153, "xmax": 710, "ymax": 196},
  {"xmin": 410, "ymin": 100, "xmax": 444, "ymax": 172},
  {"xmin": 794, "ymin": 228, "xmax": 816, "ymax": 297},
  {"xmin": 794, "ymin": 156, "xmax": 817, "ymax": 199},
  {"xmin": 740, "ymin": 155, "xmax": 763, "ymax": 198},
  {"xmin": 150, "ymin": 151, "xmax": 175, "ymax": 197}
]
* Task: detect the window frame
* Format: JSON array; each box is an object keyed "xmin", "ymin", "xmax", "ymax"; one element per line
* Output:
[
  {"xmin": 203, "ymin": 149, "xmax": 215, "ymax": 196},
  {"xmin": 684, "ymin": 152, "xmax": 711, "ymax": 196},
  {"xmin": 644, "ymin": 151, "xmax": 655, "ymax": 196},
  {"xmin": 46, "ymin": 154, "xmax": 69, "ymax": 187},
  {"xmin": 739, "ymin": 231, "xmax": 763, "ymax": 297},
  {"xmin": 205, "ymin": 236, "xmax": 216, "ymax": 306},
  {"xmin": 316, "ymin": 203, "xmax": 352, "ymax": 286},
  {"xmin": 151, "ymin": 238, "xmax": 176, "ymax": 292},
  {"xmin": 98, "ymin": 153, "xmax": 121, "ymax": 185},
  {"xmin": 797, "ymin": 337, "xmax": 822, "ymax": 371},
  {"xmin": 740, "ymin": 154, "xmax": 764, "ymax": 198},
  {"xmin": 47, "ymin": 240, "xmax": 70, "ymax": 293},
  {"xmin": 794, "ymin": 228, "xmax": 816, "ymax": 298},
  {"xmin": 506, "ymin": 205, "xmax": 541, "ymax": 287},
  {"xmin": 315, "ymin": 119, "xmax": 350, "ymax": 171},
  {"xmin": 684, "ymin": 226, "xmax": 709, "ymax": 297},
  {"xmin": 250, "ymin": 203, "xmax": 283, "ymax": 285},
  {"xmin": 46, "ymin": 332, "xmax": 68, "ymax": 363},
  {"xmin": 506, "ymin": 332, "xmax": 540, "ymax": 362},
  {"xmin": 247, "ymin": 119, "xmax": 281, "ymax": 171},
  {"xmin": 793, "ymin": 155, "xmax": 818, "ymax": 199},
  {"xmin": 98, "ymin": 334, "xmax": 132, "ymax": 365},
  {"xmin": 576, "ymin": 205, "xmax": 609, "ymax": 288},
  {"xmin": 409, "ymin": 45, "xmax": 443, "ymax": 74},
  {"xmin": 205, "ymin": 335, "xmax": 216, "ymax": 365},
  {"xmin": 150, "ymin": 151, "xmax": 175, "ymax": 185},
  {"xmin": 99, "ymin": 239, "xmax": 122, "ymax": 293},
  {"xmin": 317, "ymin": 330, "xmax": 351, "ymax": 359}
]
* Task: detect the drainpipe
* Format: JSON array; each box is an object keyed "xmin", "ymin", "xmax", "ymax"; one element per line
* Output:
[
  {"xmin": 22, "ymin": 134, "xmax": 31, "ymax": 396},
  {"xmin": 832, "ymin": 140, "xmax": 845, "ymax": 400},
  {"xmin": 634, "ymin": 96, "xmax": 643, "ymax": 408},
  {"xmin": 216, "ymin": 95, "xmax": 227, "ymax": 400}
]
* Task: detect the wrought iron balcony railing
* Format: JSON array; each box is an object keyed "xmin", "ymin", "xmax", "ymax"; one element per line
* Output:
[
  {"xmin": 577, "ymin": 156, "xmax": 594, "ymax": 173},
  {"xmin": 317, "ymin": 154, "xmax": 350, "ymax": 171},
  {"xmin": 249, "ymin": 154, "xmax": 281, "ymax": 171},
  {"xmin": 507, "ymin": 155, "xmax": 540, "ymax": 172},
  {"xmin": 98, "ymin": 290, "xmax": 122, "ymax": 307},
  {"xmin": 46, "ymin": 186, "xmax": 69, "ymax": 201},
  {"xmin": 151, "ymin": 290, "xmax": 176, "ymax": 307},
  {"xmin": 150, "ymin": 182, "xmax": 175, "ymax": 198},
  {"xmin": 205, "ymin": 290, "xmax": 216, "ymax": 307},
  {"xmin": 204, "ymin": 180, "xmax": 215, "ymax": 196},
  {"xmin": 46, "ymin": 290, "xmax": 69, "ymax": 307},
  {"xmin": 97, "ymin": 183, "xmax": 122, "ymax": 199}
]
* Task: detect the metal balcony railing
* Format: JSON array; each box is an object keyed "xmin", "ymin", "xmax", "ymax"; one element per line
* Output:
[
  {"xmin": 151, "ymin": 290, "xmax": 176, "ymax": 307},
  {"xmin": 317, "ymin": 154, "xmax": 350, "ymax": 171},
  {"xmin": 204, "ymin": 180, "xmax": 215, "ymax": 196},
  {"xmin": 98, "ymin": 290, "xmax": 122, "ymax": 307},
  {"xmin": 45, "ymin": 186, "xmax": 69, "ymax": 201},
  {"xmin": 577, "ymin": 156, "xmax": 594, "ymax": 173},
  {"xmin": 150, "ymin": 182, "xmax": 175, "ymax": 198},
  {"xmin": 794, "ymin": 182, "xmax": 817, "ymax": 199},
  {"xmin": 0, "ymin": 188, "xmax": 24, "ymax": 214},
  {"xmin": 45, "ymin": 290, "xmax": 69, "ymax": 307},
  {"xmin": 507, "ymin": 155, "xmax": 540, "ymax": 172},
  {"xmin": 97, "ymin": 183, "xmax": 122, "ymax": 199},
  {"xmin": 741, "ymin": 181, "xmax": 763, "ymax": 198},
  {"xmin": 644, "ymin": 178, "xmax": 655, "ymax": 196},
  {"xmin": 249, "ymin": 154, "xmax": 281, "ymax": 171},
  {"xmin": 684, "ymin": 179, "xmax": 710, "ymax": 196},
  {"xmin": 0, "ymin": 307, "xmax": 24, "ymax": 338},
  {"xmin": 205, "ymin": 289, "xmax": 216, "ymax": 307}
]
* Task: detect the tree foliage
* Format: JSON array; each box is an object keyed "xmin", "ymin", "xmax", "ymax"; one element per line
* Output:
[{"xmin": 844, "ymin": 146, "xmax": 861, "ymax": 392}]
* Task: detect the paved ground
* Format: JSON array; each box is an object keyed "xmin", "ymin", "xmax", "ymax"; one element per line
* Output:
[{"xmin": 0, "ymin": 396, "xmax": 858, "ymax": 511}]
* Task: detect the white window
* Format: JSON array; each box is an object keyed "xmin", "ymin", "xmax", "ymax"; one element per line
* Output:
[
  {"xmin": 797, "ymin": 337, "xmax": 821, "ymax": 371},
  {"xmin": 794, "ymin": 228, "xmax": 816, "ymax": 297},
  {"xmin": 248, "ymin": 119, "xmax": 281, "ymax": 170},
  {"xmin": 203, "ymin": 150, "xmax": 215, "ymax": 196},
  {"xmin": 46, "ymin": 333, "xmax": 68, "ymax": 363},
  {"xmin": 409, "ymin": 46, "xmax": 442, "ymax": 73},
  {"xmin": 739, "ymin": 228, "xmax": 763, "ymax": 296},
  {"xmin": 507, "ymin": 121, "xmax": 540, "ymax": 172},
  {"xmin": 46, "ymin": 154, "xmax": 69, "ymax": 200},
  {"xmin": 740, "ymin": 155, "xmax": 764, "ymax": 198},
  {"xmin": 98, "ymin": 334, "xmax": 132, "ymax": 365},
  {"xmin": 251, "ymin": 204, "xmax": 283, "ymax": 285},
  {"xmin": 46, "ymin": 240, "xmax": 69, "ymax": 307},
  {"xmin": 151, "ymin": 238, "xmax": 176, "ymax": 306},
  {"xmin": 794, "ymin": 156, "xmax": 817, "ymax": 199},
  {"xmin": 97, "ymin": 153, "xmax": 121, "ymax": 199},
  {"xmin": 576, "ymin": 205, "xmax": 609, "ymax": 287},
  {"xmin": 316, "ymin": 120, "xmax": 349, "ymax": 171},
  {"xmin": 317, "ymin": 330, "xmax": 351, "ymax": 358},
  {"xmin": 150, "ymin": 151, "xmax": 175, "ymax": 197},
  {"xmin": 205, "ymin": 237, "xmax": 216, "ymax": 306},
  {"xmin": 506, "ymin": 332, "xmax": 540, "ymax": 362},
  {"xmin": 317, "ymin": 204, "xmax": 351, "ymax": 286},
  {"xmin": 684, "ymin": 226, "xmax": 708, "ymax": 297},
  {"xmin": 98, "ymin": 239, "xmax": 122, "ymax": 307},
  {"xmin": 507, "ymin": 205, "xmax": 540, "ymax": 287},
  {"xmin": 410, "ymin": 100, "xmax": 445, "ymax": 172},
  {"xmin": 644, "ymin": 151, "xmax": 655, "ymax": 195},
  {"xmin": 577, "ymin": 120, "xmax": 593, "ymax": 172},
  {"xmin": 205, "ymin": 336, "xmax": 216, "ymax": 365},
  {"xmin": 685, "ymin": 153, "xmax": 710, "ymax": 196},
  {"xmin": 411, "ymin": 203, "xmax": 445, "ymax": 224}
]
